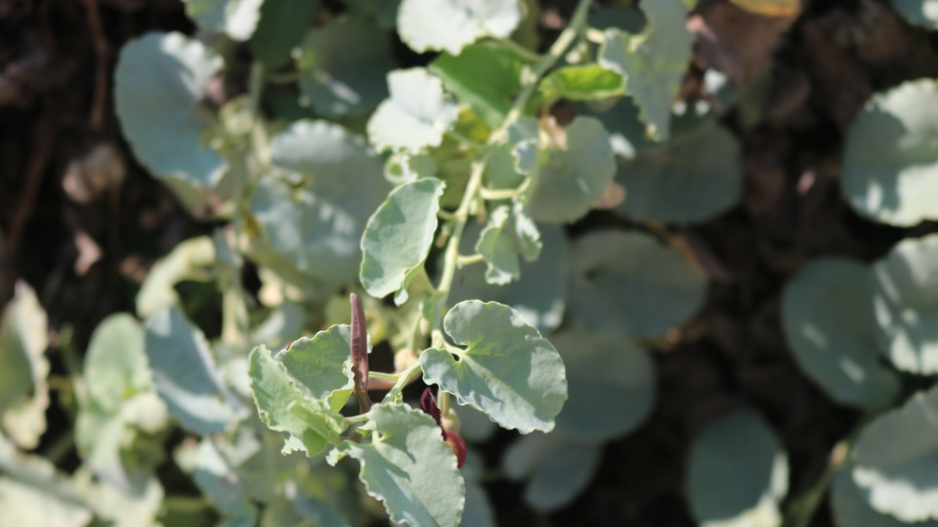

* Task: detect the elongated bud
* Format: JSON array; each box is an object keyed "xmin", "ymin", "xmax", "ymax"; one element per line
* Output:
[{"xmin": 350, "ymin": 293, "xmax": 370, "ymax": 412}]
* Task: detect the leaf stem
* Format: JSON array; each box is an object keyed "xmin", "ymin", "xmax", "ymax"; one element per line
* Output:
[
  {"xmin": 478, "ymin": 177, "xmax": 531, "ymax": 200},
  {"xmin": 382, "ymin": 361, "xmax": 422, "ymax": 404},
  {"xmin": 457, "ymin": 253, "xmax": 486, "ymax": 267}
]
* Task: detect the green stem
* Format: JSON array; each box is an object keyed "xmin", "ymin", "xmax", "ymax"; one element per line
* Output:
[
  {"xmin": 478, "ymin": 177, "xmax": 531, "ymax": 200},
  {"xmin": 457, "ymin": 253, "xmax": 486, "ymax": 267},
  {"xmin": 383, "ymin": 362, "xmax": 422, "ymax": 403}
]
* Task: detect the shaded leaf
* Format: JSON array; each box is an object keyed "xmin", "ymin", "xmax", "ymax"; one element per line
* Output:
[
  {"xmin": 889, "ymin": 0, "xmax": 938, "ymax": 29},
  {"xmin": 420, "ymin": 300, "xmax": 567, "ymax": 433},
  {"xmin": 431, "ymin": 43, "xmax": 525, "ymax": 128},
  {"xmin": 251, "ymin": 0, "xmax": 319, "ymax": 68},
  {"xmin": 475, "ymin": 205, "xmax": 520, "ymax": 285},
  {"xmin": 136, "ymin": 236, "xmax": 215, "ymax": 318},
  {"xmin": 502, "ymin": 432, "xmax": 602, "ymax": 512}
]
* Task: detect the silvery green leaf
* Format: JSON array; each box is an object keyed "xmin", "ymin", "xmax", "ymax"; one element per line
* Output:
[
  {"xmin": 368, "ymin": 68, "xmax": 459, "ymax": 152},
  {"xmin": 398, "ymin": 0, "xmax": 521, "ymax": 54},
  {"xmin": 182, "ymin": 0, "xmax": 263, "ymax": 40}
]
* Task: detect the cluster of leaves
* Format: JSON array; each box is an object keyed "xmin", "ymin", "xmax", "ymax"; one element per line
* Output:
[{"xmin": 4, "ymin": 0, "xmax": 938, "ymax": 526}]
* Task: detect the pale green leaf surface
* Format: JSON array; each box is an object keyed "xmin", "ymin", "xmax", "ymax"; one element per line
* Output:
[
  {"xmin": 191, "ymin": 439, "xmax": 259, "ymax": 522},
  {"xmin": 852, "ymin": 384, "xmax": 938, "ymax": 522},
  {"xmin": 398, "ymin": 0, "xmax": 521, "ymax": 54},
  {"xmin": 368, "ymin": 68, "xmax": 459, "ymax": 152},
  {"xmin": 360, "ymin": 178, "xmax": 445, "ymax": 300},
  {"xmin": 832, "ymin": 469, "xmax": 938, "ymax": 527},
  {"xmin": 686, "ymin": 409, "xmax": 789, "ymax": 527},
  {"xmin": 431, "ymin": 43, "xmax": 525, "ymax": 128},
  {"xmin": 327, "ymin": 402, "xmax": 465, "ymax": 527},
  {"xmin": 475, "ymin": 205, "xmax": 520, "ymax": 285},
  {"xmin": 249, "ymin": 345, "xmax": 346, "ymax": 456},
  {"xmin": 75, "ymin": 473, "xmax": 164, "ymax": 527},
  {"xmin": 890, "ymin": 0, "xmax": 938, "ymax": 29},
  {"xmin": 250, "ymin": 300, "xmax": 306, "ymax": 349},
  {"xmin": 114, "ymin": 32, "xmax": 227, "ymax": 198},
  {"xmin": 450, "ymin": 222, "xmax": 566, "ymax": 334},
  {"xmin": 453, "ymin": 403, "xmax": 497, "ymax": 443},
  {"xmin": 252, "ymin": 120, "xmax": 390, "ymax": 284},
  {"xmin": 144, "ymin": 308, "xmax": 239, "ymax": 435},
  {"xmin": 871, "ymin": 234, "xmax": 938, "ymax": 374},
  {"xmin": 83, "ymin": 314, "xmax": 150, "ymax": 412},
  {"xmin": 278, "ymin": 325, "xmax": 358, "ymax": 404},
  {"xmin": 502, "ymin": 432, "xmax": 602, "ymax": 512},
  {"xmin": 528, "ymin": 116, "xmax": 616, "ymax": 223},
  {"xmin": 251, "ymin": 0, "xmax": 319, "ymax": 68},
  {"xmin": 551, "ymin": 330, "xmax": 655, "ymax": 442},
  {"xmin": 0, "ymin": 281, "xmax": 49, "ymax": 449},
  {"xmin": 182, "ymin": 0, "xmax": 263, "ymax": 40},
  {"xmin": 615, "ymin": 123, "xmax": 742, "ymax": 224},
  {"xmin": 420, "ymin": 300, "xmax": 567, "ymax": 433},
  {"xmin": 568, "ymin": 230, "xmax": 706, "ymax": 339},
  {"xmin": 297, "ymin": 18, "xmax": 394, "ymax": 117},
  {"xmin": 135, "ymin": 236, "xmax": 215, "ymax": 318},
  {"xmin": 540, "ymin": 65, "xmax": 625, "ymax": 101},
  {"xmin": 781, "ymin": 258, "xmax": 899, "ymax": 408},
  {"xmin": 599, "ymin": 0, "xmax": 694, "ymax": 140},
  {"xmin": 842, "ymin": 79, "xmax": 938, "ymax": 226}
]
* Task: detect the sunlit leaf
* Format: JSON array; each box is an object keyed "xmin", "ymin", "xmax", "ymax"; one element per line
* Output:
[
  {"xmin": 368, "ymin": 68, "xmax": 459, "ymax": 152},
  {"xmin": 889, "ymin": 0, "xmax": 938, "ymax": 29},
  {"xmin": 327, "ymin": 403, "xmax": 465, "ymax": 527},
  {"xmin": 831, "ymin": 469, "xmax": 938, "ymax": 527},
  {"xmin": 852, "ymin": 384, "xmax": 938, "ymax": 522},
  {"xmin": 502, "ymin": 432, "xmax": 602, "ymax": 512},
  {"xmin": 539, "ymin": 65, "xmax": 625, "ymax": 101},
  {"xmin": 420, "ymin": 300, "xmax": 567, "ymax": 433},
  {"xmin": 398, "ymin": 0, "xmax": 521, "ymax": 54},
  {"xmin": 182, "ymin": 0, "xmax": 263, "ymax": 40},
  {"xmin": 599, "ymin": 0, "xmax": 694, "ymax": 140},
  {"xmin": 360, "ymin": 178, "xmax": 445, "ymax": 302},
  {"xmin": 686, "ymin": 409, "xmax": 789, "ymax": 527},
  {"xmin": 841, "ymin": 79, "xmax": 938, "ymax": 226},
  {"xmin": 567, "ymin": 230, "xmax": 706, "ymax": 339},
  {"xmin": 83, "ymin": 314, "xmax": 151, "ymax": 412},
  {"xmin": 781, "ymin": 258, "xmax": 899, "ymax": 408},
  {"xmin": 278, "ymin": 325, "xmax": 358, "ymax": 408},
  {"xmin": 528, "ymin": 116, "xmax": 616, "ymax": 223},
  {"xmin": 297, "ymin": 17, "xmax": 395, "ymax": 117},
  {"xmin": 190, "ymin": 438, "xmax": 259, "ymax": 524},
  {"xmin": 475, "ymin": 205, "xmax": 520, "ymax": 285},
  {"xmin": 871, "ymin": 234, "xmax": 938, "ymax": 374},
  {"xmin": 114, "ymin": 32, "xmax": 227, "ymax": 212}
]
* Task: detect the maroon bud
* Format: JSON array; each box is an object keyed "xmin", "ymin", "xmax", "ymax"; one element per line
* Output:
[
  {"xmin": 443, "ymin": 430, "xmax": 467, "ymax": 468},
  {"xmin": 420, "ymin": 387, "xmax": 442, "ymax": 428},
  {"xmin": 349, "ymin": 293, "xmax": 368, "ymax": 386}
]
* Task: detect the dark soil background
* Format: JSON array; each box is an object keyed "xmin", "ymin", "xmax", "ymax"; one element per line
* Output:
[{"xmin": 2, "ymin": 0, "xmax": 938, "ymax": 526}]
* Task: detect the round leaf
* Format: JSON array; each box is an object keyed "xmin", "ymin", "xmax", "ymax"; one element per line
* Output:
[
  {"xmin": 360, "ymin": 178, "xmax": 445, "ymax": 302},
  {"xmin": 841, "ymin": 79, "xmax": 938, "ymax": 226},
  {"xmin": 686, "ymin": 409, "xmax": 789, "ymax": 527},
  {"xmin": 528, "ymin": 116, "xmax": 616, "ymax": 224},
  {"xmin": 368, "ymin": 68, "xmax": 459, "ymax": 152},
  {"xmin": 781, "ymin": 258, "xmax": 899, "ymax": 408},
  {"xmin": 420, "ymin": 300, "xmax": 568, "ymax": 433},
  {"xmin": 551, "ymin": 330, "xmax": 656, "ymax": 442},
  {"xmin": 297, "ymin": 17, "xmax": 395, "ymax": 117},
  {"xmin": 398, "ymin": 0, "xmax": 521, "ymax": 54},
  {"xmin": 502, "ymin": 432, "xmax": 602, "ymax": 512},
  {"xmin": 890, "ymin": 0, "xmax": 938, "ymax": 29},
  {"xmin": 114, "ymin": 32, "xmax": 227, "ymax": 202},
  {"xmin": 250, "ymin": 0, "xmax": 319, "ymax": 68},
  {"xmin": 615, "ymin": 124, "xmax": 742, "ymax": 224},
  {"xmin": 278, "ymin": 325, "xmax": 358, "ymax": 407},
  {"xmin": 832, "ymin": 469, "xmax": 938, "ymax": 527},
  {"xmin": 871, "ymin": 234, "xmax": 938, "ymax": 374},
  {"xmin": 852, "ymin": 384, "xmax": 938, "ymax": 522},
  {"xmin": 327, "ymin": 403, "xmax": 465, "ymax": 527},
  {"xmin": 568, "ymin": 230, "xmax": 707, "ymax": 339},
  {"xmin": 84, "ymin": 314, "xmax": 150, "ymax": 413}
]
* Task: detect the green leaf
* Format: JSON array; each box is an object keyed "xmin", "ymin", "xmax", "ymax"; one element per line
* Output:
[
  {"xmin": 114, "ymin": 33, "xmax": 227, "ymax": 210},
  {"xmin": 251, "ymin": 120, "xmax": 390, "ymax": 285},
  {"xmin": 841, "ymin": 79, "xmax": 938, "ymax": 226},
  {"xmin": 297, "ymin": 17, "xmax": 395, "ymax": 117},
  {"xmin": 852, "ymin": 384, "xmax": 938, "ymax": 522},
  {"xmin": 368, "ymin": 68, "xmax": 459, "ymax": 152},
  {"xmin": 420, "ymin": 300, "xmax": 567, "ymax": 433},
  {"xmin": 346, "ymin": 0, "xmax": 401, "ymax": 28},
  {"xmin": 615, "ymin": 123, "xmax": 743, "ymax": 224},
  {"xmin": 551, "ymin": 330, "xmax": 655, "ymax": 442},
  {"xmin": 327, "ymin": 402, "xmax": 465, "ymax": 527},
  {"xmin": 686, "ymin": 409, "xmax": 789, "ymax": 527},
  {"xmin": 539, "ymin": 65, "xmax": 625, "ymax": 101},
  {"xmin": 430, "ymin": 43, "xmax": 525, "ymax": 128},
  {"xmin": 0, "ymin": 281, "xmax": 49, "ymax": 450},
  {"xmin": 249, "ymin": 346, "xmax": 347, "ymax": 456},
  {"xmin": 75, "ymin": 473, "xmax": 165, "ymax": 527},
  {"xmin": 528, "ymin": 116, "xmax": 616, "ymax": 223},
  {"xmin": 781, "ymin": 258, "xmax": 899, "ymax": 408},
  {"xmin": 360, "ymin": 178, "xmax": 445, "ymax": 302},
  {"xmin": 502, "ymin": 432, "xmax": 602, "ymax": 512},
  {"xmin": 278, "ymin": 325, "xmax": 357, "ymax": 407},
  {"xmin": 135, "ymin": 236, "xmax": 215, "ymax": 318},
  {"xmin": 871, "ymin": 234, "xmax": 938, "ymax": 374},
  {"xmin": 568, "ymin": 230, "xmax": 706, "ymax": 339},
  {"xmin": 398, "ymin": 0, "xmax": 522, "ymax": 54},
  {"xmin": 251, "ymin": 0, "xmax": 318, "ymax": 68},
  {"xmin": 83, "ymin": 314, "xmax": 150, "ymax": 412},
  {"xmin": 182, "ymin": 0, "xmax": 263, "ymax": 40},
  {"xmin": 144, "ymin": 308, "xmax": 241, "ymax": 435},
  {"xmin": 831, "ymin": 469, "xmax": 938, "ymax": 527},
  {"xmin": 190, "ymin": 438, "xmax": 259, "ymax": 523},
  {"xmin": 451, "ymin": 222, "xmax": 566, "ymax": 335},
  {"xmin": 890, "ymin": 0, "xmax": 938, "ymax": 29},
  {"xmin": 475, "ymin": 205, "xmax": 520, "ymax": 285},
  {"xmin": 599, "ymin": 0, "xmax": 694, "ymax": 140}
]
